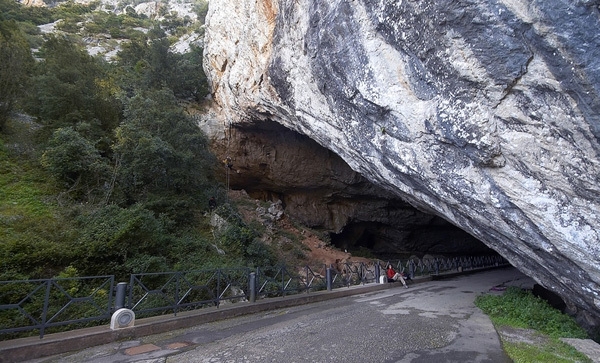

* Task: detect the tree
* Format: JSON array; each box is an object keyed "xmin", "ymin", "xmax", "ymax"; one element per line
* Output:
[
  {"xmin": 111, "ymin": 88, "xmax": 215, "ymax": 225},
  {"xmin": 25, "ymin": 35, "xmax": 121, "ymax": 145},
  {"xmin": 114, "ymin": 27, "xmax": 210, "ymax": 101},
  {"xmin": 41, "ymin": 127, "xmax": 110, "ymax": 196},
  {"xmin": 0, "ymin": 19, "xmax": 34, "ymax": 131},
  {"xmin": 172, "ymin": 44, "xmax": 210, "ymax": 101},
  {"xmin": 114, "ymin": 26, "xmax": 174, "ymax": 93},
  {"xmin": 0, "ymin": 0, "xmax": 53, "ymax": 25}
]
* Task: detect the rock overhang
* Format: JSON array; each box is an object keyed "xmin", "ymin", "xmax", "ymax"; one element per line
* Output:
[{"xmin": 203, "ymin": 0, "xmax": 600, "ymax": 329}]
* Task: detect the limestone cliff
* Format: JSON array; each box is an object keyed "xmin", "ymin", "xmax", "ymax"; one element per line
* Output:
[{"xmin": 202, "ymin": 0, "xmax": 600, "ymax": 327}]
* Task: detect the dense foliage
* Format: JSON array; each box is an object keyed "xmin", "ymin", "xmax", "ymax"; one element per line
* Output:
[
  {"xmin": 0, "ymin": 0, "xmax": 279, "ymax": 281},
  {"xmin": 0, "ymin": 0, "xmax": 54, "ymax": 25},
  {"xmin": 0, "ymin": 19, "xmax": 34, "ymax": 131}
]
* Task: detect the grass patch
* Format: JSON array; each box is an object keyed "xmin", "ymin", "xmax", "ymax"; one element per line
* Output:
[
  {"xmin": 475, "ymin": 286, "xmax": 591, "ymax": 363},
  {"xmin": 475, "ymin": 286, "xmax": 587, "ymax": 338},
  {"xmin": 0, "ymin": 136, "xmax": 78, "ymax": 279},
  {"xmin": 504, "ymin": 340, "xmax": 591, "ymax": 363}
]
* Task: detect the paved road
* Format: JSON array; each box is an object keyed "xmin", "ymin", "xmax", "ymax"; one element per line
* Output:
[{"xmin": 29, "ymin": 267, "xmax": 534, "ymax": 363}]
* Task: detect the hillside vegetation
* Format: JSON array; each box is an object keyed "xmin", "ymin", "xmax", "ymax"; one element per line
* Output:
[{"xmin": 0, "ymin": 0, "xmax": 313, "ymax": 281}]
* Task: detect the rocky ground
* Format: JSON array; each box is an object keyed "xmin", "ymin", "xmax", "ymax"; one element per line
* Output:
[{"xmin": 227, "ymin": 190, "xmax": 370, "ymax": 269}]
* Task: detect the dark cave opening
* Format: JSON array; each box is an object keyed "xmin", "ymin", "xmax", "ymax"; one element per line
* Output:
[
  {"xmin": 221, "ymin": 118, "xmax": 500, "ymax": 262},
  {"xmin": 329, "ymin": 216, "xmax": 497, "ymax": 260}
]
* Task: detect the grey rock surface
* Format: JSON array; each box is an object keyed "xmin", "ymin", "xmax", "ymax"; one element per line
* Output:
[{"xmin": 202, "ymin": 0, "xmax": 600, "ymax": 327}]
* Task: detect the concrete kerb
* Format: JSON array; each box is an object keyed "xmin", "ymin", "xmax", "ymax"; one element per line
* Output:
[{"xmin": 1, "ymin": 267, "xmax": 499, "ymax": 363}]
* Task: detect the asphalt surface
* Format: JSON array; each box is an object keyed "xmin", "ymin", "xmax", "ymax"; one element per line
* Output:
[{"xmin": 25, "ymin": 267, "xmax": 536, "ymax": 363}]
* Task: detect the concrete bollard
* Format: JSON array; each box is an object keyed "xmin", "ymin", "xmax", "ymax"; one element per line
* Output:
[{"xmin": 115, "ymin": 282, "xmax": 128, "ymax": 310}]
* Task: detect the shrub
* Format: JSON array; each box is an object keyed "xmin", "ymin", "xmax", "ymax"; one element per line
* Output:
[
  {"xmin": 475, "ymin": 286, "xmax": 588, "ymax": 339},
  {"xmin": 40, "ymin": 127, "xmax": 106, "ymax": 186},
  {"xmin": 475, "ymin": 286, "xmax": 591, "ymax": 362}
]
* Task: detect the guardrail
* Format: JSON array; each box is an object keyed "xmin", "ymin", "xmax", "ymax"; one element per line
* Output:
[
  {"xmin": 128, "ymin": 268, "xmax": 252, "ymax": 317},
  {"xmin": 0, "ymin": 255, "xmax": 507, "ymax": 339},
  {"xmin": 0, "ymin": 276, "xmax": 114, "ymax": 339},
  {"xmin": 387, "ymin": 255, "xmax": 505, "ymax": 279}
]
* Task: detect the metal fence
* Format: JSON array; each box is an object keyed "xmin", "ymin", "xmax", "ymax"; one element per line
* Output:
[
  {"xmin": 0, "ymin": 275, "xmax": 114, "ymax": 339},
  {"xmin": 385, "ymin": 255, "xmax": 506, "ymax": 279},
  {"xmin": 0, "ymin": 255, "xmax": 507, "ymax": 339},
  {"xmin": 128, "ymin": 268, "xmax": 251, "ymax": 317}
]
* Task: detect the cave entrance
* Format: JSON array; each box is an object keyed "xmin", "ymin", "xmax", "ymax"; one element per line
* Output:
[
  {"xmin": 329, "ymin": 215, "xmax": 496, "ymax": 261},
  {"xmin": 218, "ymin": 118, "xmax": 498, "ymax": 262}
]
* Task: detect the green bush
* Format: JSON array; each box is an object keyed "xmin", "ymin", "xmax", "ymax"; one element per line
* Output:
[
  {"xmin": 475, "ymin": 286, "xmax": 591, "ymax": 363},
  {"xmin": 0, "ymin": 136, "xmax": 80, "ymax": 279},
  {"xmin": 475, "ymin": 286, "xmax": 587, "ymax": 339},
  {"xmin": 0, "ymin": 18, "xmax": 34, "ymax": 131},
  {"xmin": 41, "ymin": 127, "xmax": 106, "ymax": 185},
  {"xmin": 72, "ymin": 204, "xmax": 171, "ymax": 278},
  {"xmin": 0, "ymin": 0, "xmax": 53, "ymax": 25}
]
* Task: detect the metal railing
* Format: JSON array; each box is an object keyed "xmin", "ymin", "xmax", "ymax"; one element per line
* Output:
[
  {"xmin": 256, "ymin": 265, "xmax": 324, "ymax": 297},
  {"xmin": 128, "ymin": 268, "xmax": 252, "ymax": 317},
  {"xmin": 0, "ymin": 255, "xmax": 508, "ymax": 339},
  {"xmin": 0, "ymin": 275, "xmax": 114, "ymax": 339},
  {"xmin": 382, "ymin": 255, "xmax": 507, "ymax": 279},
  {"xmin": 334, "ymin": 261, "xmax": 379, "ymax": 286}
]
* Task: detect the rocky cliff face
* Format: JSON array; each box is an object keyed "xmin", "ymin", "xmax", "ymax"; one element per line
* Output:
[
  {"xmin": 198, "ymin": 117, "xmax": 491, "ymax": 258},
  {"xmin": 202, "ymin": 0, "xmax": 600, "ymax": 327}
]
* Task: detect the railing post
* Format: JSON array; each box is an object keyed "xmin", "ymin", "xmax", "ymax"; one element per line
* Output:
[
  {"xmin": 128, "ymin": 275, "xmax": 135, "ymax": 310},
  {"xmin": 326, "ymin": 267, "xmax": 332, "ymax": 291},
  {"xmin": 216, "ymin": 269, "xmax": 221, "ymax": 307},
  {"xmin": 409, "ymin": 260, "xmax": 415, "ymax": 280},
  {"xmin": 434, "ymin": 259, "xmax": 439, "ymax": 275},
  {"xmin": 249, "ymin": 272, "xmax": 256, "ymax": 303},
  {"xmin": 40, "ymin": 279, "xmax": 52, "ymax": 339},
  {"xmin": 174, "ymin": 273, "xmax": 180, "ymax": 316},
  {"xmin": 304, "ymin": 265, "xmax": 310, "ymax": 293},
  {"xmin": 281, "ymin": 265, "xmax": 286, "ymax": 296},
  {"xmin": 115, "ymin": 282, "xmax": 128, "ymax": 310}
]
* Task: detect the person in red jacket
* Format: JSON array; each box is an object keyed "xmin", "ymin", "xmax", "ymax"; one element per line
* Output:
[{"xmin": 386, "ymin": 264, "xmax": 408, "ymax": 288}]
